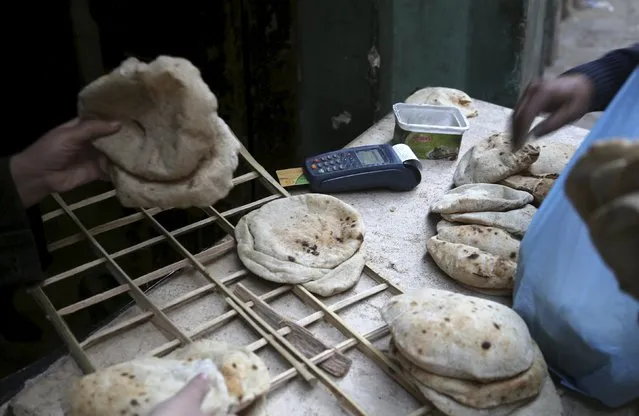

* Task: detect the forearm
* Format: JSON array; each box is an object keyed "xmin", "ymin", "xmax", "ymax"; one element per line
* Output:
[
  {"xmin": 9, "ymin": 152, "xmax": 50, "ymax": 208},
  {"xmin": 0, "ymin": 157, "xmax": 45, "ymax": 287},
  {"xmin": 564, "ymin": 43, "xmax": 639, "ymax": 112}
]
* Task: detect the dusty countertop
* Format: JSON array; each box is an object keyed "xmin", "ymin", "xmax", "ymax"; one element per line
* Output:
[{"xmin": 5, "ymin": 100, "xmax": 637, "ymax": 416}]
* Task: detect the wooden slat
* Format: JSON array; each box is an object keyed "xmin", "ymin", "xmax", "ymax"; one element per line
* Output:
[{"xmin": 52, "ymin": 194, "xmax": 191, "ymax": 353}]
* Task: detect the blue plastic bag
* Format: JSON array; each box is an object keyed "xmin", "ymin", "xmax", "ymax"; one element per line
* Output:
[{"xmin": 513, "ymin": 68, "xmax": 639, "ymax": 408}]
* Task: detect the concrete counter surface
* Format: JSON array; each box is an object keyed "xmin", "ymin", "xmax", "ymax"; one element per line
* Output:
[{"xmin": 5, "ymin": 100, "xmax": 637, "ymax": 416}]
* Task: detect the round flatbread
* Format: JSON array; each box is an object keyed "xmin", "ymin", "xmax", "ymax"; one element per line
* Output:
[
  {"xmin": 442, "ymin": 204, "xmax": 537, "ymax": 238},
  {"xmin": 500, "ymin": 175, "xmax": 554, "ymax": 206},
  {"xmin": 405, "ymin": 87, "xmax": 479, "ymax": 118},
  {"xmin": 235, "ymin": 194, "xmax": 366, "ymax": 296},
  {"xmin": 427, "ymin": 236, "xmax": 516, "ymax": 292},
  {"xmin": 381, "ymin": 289, "xmax": 535, "ymax": 382},
  {"xmin": 416, "ymin": 372, "xmax": 562, "ymax": 416},
  {"xmin": 109, "ymin": 116, "xmax": 240, "ymax": 208},
  {"xmin": 453, "ymin": 133, "xmax": 540, "ymax": 186},
  {"xmin": 526, "ymin": 142, "xmax": 577, "ymax": 178},
  {"xmin": 392, "ymin": 340, "xmax": 545, "ymax": 409},
  {"xmin": 68, "ymin": 341, "xmax": 269, "ymax": 416},
  {"xmin": 79, "ymin": 56, "xmax": 240, "ymax": 208},
  {"xmin": 431, "ymin": 184, "xmax": 533, "ymax": 214},
  {"xmin": 79, "ymin": 56, "xmax": 218, "ymax": 182}
]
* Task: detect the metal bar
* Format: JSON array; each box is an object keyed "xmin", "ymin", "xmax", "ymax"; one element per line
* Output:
[{"xmin": 52, "ymin": 194, "xmax": 192, "ymax": 351}]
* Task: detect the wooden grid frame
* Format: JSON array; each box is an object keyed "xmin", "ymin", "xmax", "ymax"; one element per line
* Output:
[{"xmin": 29, "ymin": 145, "xmax": 432, "ymax": 416}]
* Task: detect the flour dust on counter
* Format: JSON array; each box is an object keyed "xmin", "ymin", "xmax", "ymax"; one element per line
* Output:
[{"xmin": 381, "ymin": 288, "xmax": 563, "ymax": 416}]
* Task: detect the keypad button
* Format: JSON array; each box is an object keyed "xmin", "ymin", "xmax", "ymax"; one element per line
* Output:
[
  {"xmin": 339, "ymin": 164, "xmax": 344, "ymax": 169},
  {"xmin": 318, "ymin": 168, "xmax": 325, "ymax": 173},
  {"xmin": 321, "ymin": 156, "xmax": 327, "ymax": 161},
  {"xmin": 311, "ymin": 164, "xmax": 317, "ymax": 170},
  {"xmin": 317, "ymin": 162, "xmax": 323, "ymax": 168}
]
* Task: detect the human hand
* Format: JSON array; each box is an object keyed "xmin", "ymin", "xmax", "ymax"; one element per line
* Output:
[
  {"xmin": 10, "ymin": 118, "xmax": 120, "ymax": 208},
  {"xmin": 565, "ymin": 139, "xmax": 639, "ymax": 300},
  {"xmin": 511, "ymin": 74, "xmax": 594, "ymax": 149},
  {"xmin": 150, "ymin": 374, "xmax": 212, "ymax": 416}
]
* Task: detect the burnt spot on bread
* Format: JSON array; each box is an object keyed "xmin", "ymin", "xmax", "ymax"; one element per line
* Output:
[
  {"xmin": 335, "ymin": 237, "xmax": 344, "ymax": 243},
  {"xmin": 467, "ymin": 253, "xmax": 479, "ymax": 260},
  {"xmin": 187, "ymin": 179, "xmax": 196, "ymax": 189},
  {"xmin": 493, "ymin": 322, "xmax": 501, "ymax": 330},
  {"xmin": 481, "ymin": 341, "xmax": 492, "ymax": 350},
  {"xmin": 422, "ymin": 329, "xmax": 427, "ymax": 334},
  {"xmin": 357, "ymin": 233, "xmax": 364, "ymax": 241},
  {"xmin": 121, "ymin": 372, "xmax": 129, "ymax": 377},
  {"xmin": 288, "ymin": 256, "xmax": 296, "ymax": 262},
  {"xmin": 510, "ymin": 252, "xmax": 517, "ymax": 259},
  {"xmin": 410, "ymin": 301, "xmax": 418, "ymax": 306},
  {"xmin": 232, "ymin": 362, "xmax": 238, "ymax": 369},
  {"xmin": 417, "ymin": 348, "xmax": 424, "ymax": 354},
  {"xmin": 130, "ymin": 399, "xmax": 139, "ymax": 407},
  {"xmin": 444, "ymin": 317, "xmax": 450, "ymax": 322},
  {"xmin": 351, "ymin": 223, "xmax": 356, "ymax": 228},
  {"xmin": 252, "ymin": 364, "xmax": 258, "ymax": 370}
]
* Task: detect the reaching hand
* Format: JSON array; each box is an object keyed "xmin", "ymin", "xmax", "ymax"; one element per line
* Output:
[
  {"xmin": 10, "ymin": 118, "xmax": 120, "ymax": 207},
  {"xmin": 511, "ymin": 74, "xmax": 594, "ymax": 149},
  {"xmin": 150, "ymin": 374, "xmax": 212, "ymax": 416}
]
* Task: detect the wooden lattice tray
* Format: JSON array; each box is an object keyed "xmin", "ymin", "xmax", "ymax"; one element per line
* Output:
[{"xmin": 30, "ymin": 145, "xmax": 434, "ymax": 416}]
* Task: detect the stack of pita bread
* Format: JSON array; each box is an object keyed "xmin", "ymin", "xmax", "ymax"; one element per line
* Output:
[
  {"xmin": 382, "ymin": 289, "xmax": 563, "ymax": 416},
  {"xmin": 235, "ymin": 194, "xmax": 366, "ymax": 297},
  {"xmin": 67, "ymin": 340, "xmax": 270, "ymax": 416},
  {"xmin": 427, "ymin": 133, "xmax": 577, "ymax": 295},
  {"xmin": 78, "ymin": 55, "xmax": 241, "ymax": 208},
  {"xmin": 405, "ymin": 87, "xmax": 479, "ymax": 119},
  {"xmin": 427, "ymin": 183, "xmax": 534, "ymax": 295},
  {"xmin": 453, "ymin": 132, "xmax": 576, "ymax": 206}
]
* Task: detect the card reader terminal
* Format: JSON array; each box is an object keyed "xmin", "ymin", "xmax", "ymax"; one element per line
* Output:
[{"xmin": 303, "ymin": 144, "xmax": 422, "ymax": 193}]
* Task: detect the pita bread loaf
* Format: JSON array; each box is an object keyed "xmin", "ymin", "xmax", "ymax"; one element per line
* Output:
[
  {"xmin": 391, "ymin": 341, "xmax": 545, "ymax": 409},
  {"xmin": 416, "ymin": 372, "xmax": 562, "ymax": 416},
  {"xmin": 381, "ymin": 289, "xmax": 535, "ymax": 382},
  {"xmin": 79, "ymin": 56, "xmax": 240, "ymax": 208},
  {"xmin": 526, "ymin": 142, "xmax": 577, "ymax": 178},
  {"xmin": 427, "ymin": 236, "xmax": 516, "ymax": 293},
  {"xmin": 500, "ymin": 175, "xmax": 554, "ymax": 205},
  {"xmin": 453, "ymin": 133, "xmax": 540, "ymax": 186},
  {"xmin": 405, "ymin": 87, "xmax": 479, "ymax": 118},
  {"xmin": 436, "ymin": 219, "xmax": 458, "ymax": 233},
  {"xmin": 431, "ymin": 184, "xmax": 533, "ymax": 214},
  {"xmin": 79, "ymin": 56, "xmax": 218, "ymax": 181},
  {"xmin": 437, "ymin": 225, "xmax": 520, "ymax": 261},
  {"xmin": 235, "ymin": 194, "xmax": 365, "ymax": 297},
  {"xmin": 67, "ymin": 341, "xmax": 270, "ymax": 416},
  {"xmin": 442, "ymin": 204, "xmax": 537, "ymax": 238},
  {"xmin": 109, "ymin": 116, "xmax": 240, "ymax": 208}
]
